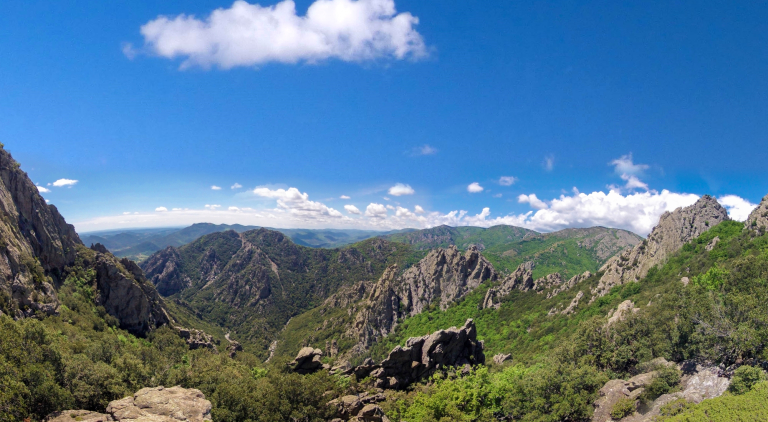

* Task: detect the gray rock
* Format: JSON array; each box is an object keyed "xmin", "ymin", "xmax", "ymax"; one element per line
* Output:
[
  {"xmin": 357, "ymin": 319, "xmax": 484, "ymax": 390},
  {"xmin": 593, "ymin": 195, "xmax": 728, "ymax": 299},
  {"xmin": 745, "ymin": 194, "xmax": 768, "ymax": 232},
  {"xmin": 327, "ymin": 393, "xmax": 385, "ymax": 420},
  {"xmin": 105, "ymin": 386, "xmax": 212, "ymax": 422},
  {"xmin": 177, "ymin": 327, "xmax": 218, "ymax": 351},
  {"xmin": 141, "ymin": 247, "xmax": 192, "ymax": 296},
  {"xmin": 46, "ymin": 410, "xmax": 113, "ymax": 422},
  {"xmin": 289, "ymin": 347, "xmax": 324, "ymax": 374},
  {"xmin": 606, "ymin": 300, "xmax": 639, "ymax": 327},
  {"xmin": 493, "ymin": 353, "xmax": 511, "ymax": 365}
]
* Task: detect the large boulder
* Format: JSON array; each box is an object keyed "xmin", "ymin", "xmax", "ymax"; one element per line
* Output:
[
  {"xmin": 48, "ymin": 386, "xmax": 212, "ymax": 422},
  {"xmin": 358, "ymin": 319, "xmax": 485, "ymax": 390},
  {"xmin": 289, "ymin": 347, "xmax": 326, "ymax": 374},
  {"xmin": 106, "ymin": 386, "xmax": 212, "ymax": 422},
  {"xmin": 327, "ymin": 392, "xmax": 385, "ymax": 420}
]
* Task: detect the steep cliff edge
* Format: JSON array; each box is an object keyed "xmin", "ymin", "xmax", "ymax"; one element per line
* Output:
[
  {"xmin": 593, "ymin": 195, "xmax": 728, "ymax": 298},
  {"xmin": 745, "ymin": 195, "xmax": 768, "ymax": 232},
  {"xmin": 0, "ymin": 146, "xmax": 80, "ymax": 317}
]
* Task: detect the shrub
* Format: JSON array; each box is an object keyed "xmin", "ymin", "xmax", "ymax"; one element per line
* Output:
[
  {"xmin": 728, "ymin": 365, "xmax": 768, "ymax": 395},
  {"xmin": 610, "ymin": 397, "xmax": 636, "ymax": 419},
  {"xmin": 641, "ymin": 366, "xmax": 681, "ymax": 402}
]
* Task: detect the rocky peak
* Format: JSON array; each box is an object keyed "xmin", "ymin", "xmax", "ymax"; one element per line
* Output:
[
  {"xmin": 347, "ymin": 247, "xmax": 497, "ymax": 355},
  {"xmin": 593, "ymin": 195, "xmax": 728, "ymax": 298},
  {"xmin": 0, "ymin": 146, "xmax": 81, "ymax": 317},
  {"xmin": 480, "ymin": 261, "xmax": 535, "ymax": 309},
  {"xmin": 142, "ymin": 246, "xmax": 191, "ymax": 296},
  {"xmin": 745, "ymin": 194, "xmax": 768, "ymax": 232}
]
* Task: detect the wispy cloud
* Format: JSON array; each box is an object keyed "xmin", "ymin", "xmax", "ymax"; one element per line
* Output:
[
  {"xmin": 211, "ymin": 185, "xmax": 222, "ymax": 190},
  {"xmin": 155, "ymin": 207, "xmax": 168, "ymax": 212},
  {"xmin": 499, "ymin": 176, "xmax": 517, "ymax": 186},
  {"xmin": 133, "ymin": 0, "xmax": 427, "ymax": 69},
  {"xmin": 610, "ymin": 153, "xmax": 649, "ymax": 176},
  {"xmin": 231, "ymin": 183, "xmax": 243, "ymax": 189},
  {"xmin": 410, "ymin": 144, "xmax": 438, "ymax": 156},
  {"xmin": 340, "ymin": 195, "xmax": 351, "ymax": 199},
  {"xmin": 542, "ymin": 155, "xmax": 554, "ymax": 171}
]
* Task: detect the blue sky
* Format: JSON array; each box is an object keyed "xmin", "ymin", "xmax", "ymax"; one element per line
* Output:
[{"xmin": 1, "ymin": 0, "xmax": 766, "ymax": 235}]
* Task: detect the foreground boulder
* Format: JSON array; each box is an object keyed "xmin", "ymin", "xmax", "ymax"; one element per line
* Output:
[
  {"xmin": 355, "ymin": 319, "xmax": 485, "ymax": 389},
  {"xmin": 47, "ymin": 386, "xmax": 212, "ymax": 422},
  {"xmin": 327, "ymin": 392, "xmax": 386, "ymax": 420}
]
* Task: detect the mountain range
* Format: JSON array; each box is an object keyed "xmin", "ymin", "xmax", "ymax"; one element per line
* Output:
[{"xmin": 4, "ymin": 145, "xmax": 768, "ymax": 422}]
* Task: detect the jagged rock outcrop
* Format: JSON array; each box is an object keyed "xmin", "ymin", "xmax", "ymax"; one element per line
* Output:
[
  {"xmin": 142, "ymin": 246, "xmax": 191, "ymax": 296},
  {"xmin": 547, "ymin": 271, "xmax": 592, "ymax": 299},
  {"xmin": 606, "ymin": 300, "xmax": 639, "ymax": 327},
  {"xmin": 592, "ymin": 360, "xmax": 730, "ymax": 422},
  {"xmin": 350, "ymin": 246, "xmax": 496, "ymax": 353},
  {"xmin": 290, "ymin": 347, "xmax": 326, "ymax": 374},
  {"xmin": 745, "ymin": 194, "xmax": 768, "ymax": 231},
  {"xmin": 177, "ymin": 327, "xmax": 217, "ymax": 351},
  {"xmin": 82, "ymin": 246, "xmax": 169, "ymax": 336},
  {"xmin": 0, "ymin": 147, "xmax": 81, "ymax": 317},
  {"xmin": 493, "ymin": 353, "xmax": 511, "ymax": 365},
  {"xmin": 480, "ymin": 261, "xmax": 534, "ymax": 309},
  {"xmin": 560, "ymin": 291, "xmax": 584, "ymax": 315},
  {"xmin": 49, "ymin": 386, "xmax": 212, "ymax": 422},
  {"xmin": 593, "ymin": 196, "xmax": 728, "ymax": 299},
  {"xmin": 354, "ymin": 319, "xmax": 485, "ymax": 390},
  {"xmin": 327, "ymin": 393, "xmax": 386, "ymax": 420}
]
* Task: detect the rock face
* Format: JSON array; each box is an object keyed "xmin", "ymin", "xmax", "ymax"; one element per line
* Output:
[
  {"xmin": 82, "ymin": 246, "xmax": 169, "ymax": 336},
  {"xmin": 46, "ymin": 410, "xmax": 113, "ymax": 422},
  {"xmin": 106, "ymin": 386, "xmax": 212, "ymax": 422},
  {"xmin": 480, "ymin": 261, "xmax": 534, "ymax": 309},
  {"xmin": 49, "ymin": 386, "xmax": 212, "ymax": 422},
  {"xmin": 745, "ymin": 195, "xmax": 768, "ymax": 231},
  {"xmin": 606, "ymin": 300, "xmax": 639, "ymax": 327},
  {"xmin": 355, "ymin": 319, "xmax": 485, "ymax": 390},
  {"xmin": 350, "ymin": 246, "xmax": 496, "ymax": 353},
  {"xmin": 0, "ymin": 147, "xmax": 81, "ymax": 317},
  {"xmin": 290, "ymin": 347, "xmax": 326, "ymax": 374},
  {"xmin": 327, "ymin": 393, "xmax": 386, "ymax": 421},
  {"xmin": 141, "ymin": 247, "xmax": 191, "ymax": 296},
  {"xmin": 593, "ymin": 196, "xmax": 728, "ymax": 299},
  {"xmin": 177, "ymin": 327, "xmax": 217, "ymax": 351}
]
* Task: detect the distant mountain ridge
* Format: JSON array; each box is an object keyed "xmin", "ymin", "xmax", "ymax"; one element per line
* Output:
[{"xmin": 80, "ymin": 223, "xmax": 411, "ymax": 261}]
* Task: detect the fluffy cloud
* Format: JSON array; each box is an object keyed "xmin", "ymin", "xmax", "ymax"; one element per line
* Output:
[
  {"xmin": 388, "ymin": 183, "xmax": 415, "ymax": 196},
  {"xmin": 340, "ymin": 195, "xmax": 351, "ymax": 199},
  {"xmin": 253, "ymin": 186, "xmax": 344, "ymax": 219},
  {"xmin": 136, "ymin": 0, "xmax": 426, "ymax": 69},
  {"xmin": 611, "ymin": 153, "xmax": 649, "ymax": 176},
  {"xmin": 365, "ymin": 203, "xmax": 388, "ymax": 218},
  {"xmin": 499, "ymin": 176, "xmax": 517, "ymax": 186},
  {"xmin": 211, "ymin": 185, "xmax": 222, "ymax": 190},
  {"xmin": 205, "ymin": 204, "xmax": 222, "ymax": 209},
  {"xmin": 155, "ymin": 207, "xmax": 168, "ymax": 212},
  {"xmin": 718, "ymin": 195, "xmax": 757, "ymax": 221},
  {"xmin": 53, "ymin": 179, "xmax": 78, "ymax": 187},
  {"xmin": 414, "ymin": 205, "xmax": 425, "ymax": 214},
  {"xmin": 231, "ymin": 183, "xmax": 243, "ymax": 189},
  {"xmin": 518, "ymin": 194, "xmax": 547, "ymax": 209},
  {"xmin": 36, "ymin": 185, "xmax": 51, "ymax": 193},
  {"xmin": 620, "ymin": 174, "xmax": 649, "ymax": 191},
  {"xmin": 344, "ymin": 204, "xmax": 361, "ymax": 214},
  {"xmin": 228, "ymin": 206, "xmax": 241, "ymax": 211},
  {"xmin": 467, "ymin": 182, "xmax": 483, "ymax": 193}
]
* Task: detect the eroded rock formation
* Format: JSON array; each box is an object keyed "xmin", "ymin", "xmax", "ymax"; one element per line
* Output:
[
  {"xmin": 593, "ymin": 196, "xmax": 728, "ymax": 299},
  {"xmin": 745, "ymin": 195, "xmax": 768, "ymax": 232}
]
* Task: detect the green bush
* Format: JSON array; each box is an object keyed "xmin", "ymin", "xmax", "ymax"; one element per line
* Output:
[
  {"xmin": 641, "ymin": 366, "xmax": 681, "ymax": 402},
  {"xmin": 610, "ymin": 397, "xmax": 636, "ymax": 419},
  {"xmin": 728, "ymin": 365, "xmax": 767, "ymax": 395}
]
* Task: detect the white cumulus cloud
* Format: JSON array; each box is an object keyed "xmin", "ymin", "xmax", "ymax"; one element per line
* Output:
[
  {"xmin": 414, "ymin": 205, "xmax": 425, "ymax": 214},
  {"xmin": 36, "ymin": 185, "xmax": 51, "ymax": 193},
  {"xmin": 518, "ymin": 194, "xmax": 547, "ymax": 209},
  {"xmin": 388, "ymin": 183, "xmax": 415, "ymax": 196},
  {"xmin": 718, "ymin": 195, "xmax": 757, "ymax": 221},
  {"xmin": 205, "ymin": 204, "xmax": 222, "ymax": 209},
  {"xmin": 155, "ymin": 207, "xmax": 168, "ymax": 212},
  {"xmin": 344, "ymin": 204, "xmax": 361, "ymax": 214},
  {"xmin": 611, "ymin": 153, "xmax": 649, "ymax": 176},
  {"xmin": 53, "ymin": 179, "xmax": 78, "ymax": 187},
  {"xmin": 467, "ymin": 182, "xmax": 483, "ymax": 193},
  {"xmin": 211, "ymin": 185, "xmax": 222, "ymax": 190},
  {"xmin": 365, "ymin": 203, "xmax": 388, "ymax": 218},
  {"xmin": 136, "ymin": 0, "xmax": 426, "ymax": 69},
  {"xmin": 253, "ymin": 186, "xmax": 344, "ymax": 219},
  {"xmin": 499, "ymin": 176, "xmax": 517, "ymax": 186}
]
